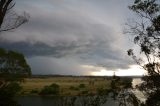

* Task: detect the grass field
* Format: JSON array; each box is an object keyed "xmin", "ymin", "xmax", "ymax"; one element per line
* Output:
[{"xmin": 20, "ymin": 76, "xmax": 112, "ymax": 96}]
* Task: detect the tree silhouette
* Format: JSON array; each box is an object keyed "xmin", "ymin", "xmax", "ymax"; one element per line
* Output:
[
  {"xmin": 126, "ymin": 0, "xmax": 160, "ymax": 105},
  {"xmin": 0, "ymin": 0, "xmax": 30, "ymax": 106},
  {"xmin": 0, "ymin": 48, "xmax": 31, "ymax": 83},
  {"xmin": 0, "ymin": 0, "xmax": 29, "ymax": 32}
]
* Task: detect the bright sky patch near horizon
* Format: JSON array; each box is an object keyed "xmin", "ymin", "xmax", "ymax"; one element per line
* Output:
[{"xmin": 0, "ymin": 0, "xmax": 145, "ymax": 76}]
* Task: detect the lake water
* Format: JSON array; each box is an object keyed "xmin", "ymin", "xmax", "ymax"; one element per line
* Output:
[
  {"xmin": 131, "ymin": 78, "xmax": 146, "ymax": 103},
  {"xmin": 17, "ymin": 96, "xmax": 119, "ymax": 106},
  {"xmin": 17, "ymin": 78, "xmax": 144, "ymax": 106},
  {"xmin": 132, "ymin": 78, "xmax": 143, "ymax": 88}
]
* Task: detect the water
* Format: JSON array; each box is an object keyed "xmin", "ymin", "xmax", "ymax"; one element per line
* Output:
[
  {"xmin": 17, "ymin": 78, "xmax": 144, "ymax": 106},
  {"xmin": 17, "ymin": 96, "xmax": 119, "ymax": 106},
  {"xmin": 132, "ymin": 78, "xmax": 143, "ymax": 88},
  {"xmin": 131, "ymin": 78, "xmax": 146, "ymax": 103}
]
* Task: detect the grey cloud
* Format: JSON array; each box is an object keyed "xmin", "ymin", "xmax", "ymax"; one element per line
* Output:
[
  {"xmin": 0, "ymin": 41, "xmax": 90, "ymax": 58},
  {"xmin": 0, "ymin": 0, "xmax": 135, "ymax": 74},
  {"xmin": 27, "ymin": 56, "xmax": 91, "ymax": 75}
]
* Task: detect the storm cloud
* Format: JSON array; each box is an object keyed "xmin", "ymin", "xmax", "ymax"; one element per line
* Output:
[{"xmin": 0, "ymin": 0, "xmax": 136, "ymax": 75}]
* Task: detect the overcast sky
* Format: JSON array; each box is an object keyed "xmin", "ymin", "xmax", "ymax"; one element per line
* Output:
[{"xmin": 0, "ymin": 0, "xmax": 143, "ymax": 75}]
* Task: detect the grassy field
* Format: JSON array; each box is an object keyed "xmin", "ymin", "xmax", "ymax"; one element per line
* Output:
[{"xmin": 20, "ymin": 76, "xmax": 112, "ymax": 96}]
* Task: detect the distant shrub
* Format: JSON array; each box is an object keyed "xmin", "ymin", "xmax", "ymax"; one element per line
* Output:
[
  {"xmin": 97, "ymin": 88, "xmax": 110, "ymax": 96},
  {"xmin": 81, "ymin": 90, "xmax": 88, "ymax": 95},
  {"xmin": 120, "ymin": 78, "xmax": 132, "ymax": 88},
  {"xmin": 79, "ymin": 84, "xmax": 85, "ymax": 88},
  {"xmin": 30, "ymin": 89, "xmax": 39, "ymax": 94},
  {"xmin": 69, "ymin": 86, "xmax": 79, "ymax": 90},
  {"xmin": 39, "ymin": 83, "xmax": 60, "ymax": 95},
  {"xmin": 87, "ymin": 92, "xmax": 94, "ymax": 96}
]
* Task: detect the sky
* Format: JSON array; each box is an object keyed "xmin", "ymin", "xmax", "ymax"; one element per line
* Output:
[{"xmin": 0, "ymin": 0, "xmax": 146, "ymax": 76}]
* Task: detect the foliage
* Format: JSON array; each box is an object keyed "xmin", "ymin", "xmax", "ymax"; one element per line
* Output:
[
  {"xmin": 40, "ymin": 83, "xmax": 60, "ymax": 96},
  {"xmin": 120, "ymin": 78, "xmax": 132, "ymax": 89},
  {"xmin": 0, "ymin": 0, "xmax": 29, "ymax": 32},
  {"xmin": 0, "ymin": 49, "xmax": 31, "ymax": 106},
  {"xmin": 0, "ymin": 82, "xmax": 22, "ymax": 106},
  {"xmin": 80, "ymin": 90, "xmax": 89, "ymax": 95},
  {"xmin": 69, "ymin": 86, "xmax": 79, "ymax": 91},
  {"xmin": 110, "ymin": 75, "xmax": 121, "ymax": 100},
  {"xmin": 0, "ymin": 48, "xmax": 31, "ymax": 106},
  {"xmin": 0, "ymin": 0, "xmax": 30, "ymax": 105},
  {"xmin": 79, "ymin": 83, "xmax": 86, "ymax": 88},
  {"xmin": 127, "ymin": 0, "xmax": 160, "ymax": 105},
  {"xmin": 0, "ymin": 48, "xmax": 31, "ymax": 82},
  {"xmin": 144, "ymin": 90, "xmax": 160, "ymax": 106},
  {"xmin": 30, "ymin": 89, "xmax": 39, "ymax": 94},
  {"xmin": 96, "ymin": 88, "xmax": 110, "ymax": 96},
  {"xmin": 118, "ymin": 92, "xmax": 140, "ymax": 106},
  {"xmin": 110, "ymin": 74, "xmax": 135, "ymax": 105}
]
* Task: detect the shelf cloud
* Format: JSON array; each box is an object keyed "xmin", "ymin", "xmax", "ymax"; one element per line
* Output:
[{"xmin": 0, "ymin": 0, "xmax": 136, "ymax": 75}]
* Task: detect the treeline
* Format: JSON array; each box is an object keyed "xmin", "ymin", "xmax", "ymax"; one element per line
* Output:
[{"xmin": 30, "ymin": 74, "xmax": 141, "ymax": 79}]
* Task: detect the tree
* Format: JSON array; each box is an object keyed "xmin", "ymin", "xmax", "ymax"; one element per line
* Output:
[
  {"xmin": 0, "ymin": 48, "xmax": 31, "ymax": 83},
  {"xmin": 0, "ymin": 0, "xmax": 30, "ymax": 106},
  {"xmin": 0, "ymin": 48, "xmax": 31, "ymax": 106},
  {"xmin": 110, "ymin": 74, "xmax": 139, "ymax": 106},
  {"xmin": 127, "ymin": 0, "xmax": 160, "ymax": 105},
  {"xmin": 0, "ymin": 0, "xmax": 29, "ymax": 32}
]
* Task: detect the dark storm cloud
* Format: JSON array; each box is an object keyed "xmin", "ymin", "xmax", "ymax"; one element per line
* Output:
[
  {"xmin": 0, "ymin": 0, "xmax": 135, "ymax": 74},
  {"xmin": 27, "ymin": 56, "xmax": 92, "ymax": 75}
]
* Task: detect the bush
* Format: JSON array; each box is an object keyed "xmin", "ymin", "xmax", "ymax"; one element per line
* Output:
[
  {"xmin": 30, "ymin": 89, "xmax": 39, "ymax": 94},
  {"xmin": 97, "ymin": 88, "xmax": 110, "ymax": 96},
  {"xmin": 69, "ymin": 86, "xmax": 79, "ymax": 90},
  {"xmin": 79, "ymin": 84, "xmax": 85, "ymax": 88},
  {"xmin": 1, "ymin": 82, "xmax": 22, "ymax": 96},
  {"xmin": 120, "ymin": 78, "xmax": 132, "ymax": 88},
  {"xmin": 81, "ymin": 90, "xmax": 88, "ymax": 95},
  {"xmin": 0, "ymin": 82, "xmax": 22, "ymax": 106},
  {"xmin": 39, "ymin": 83, "xmax": 60, "ymax": 95}
]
